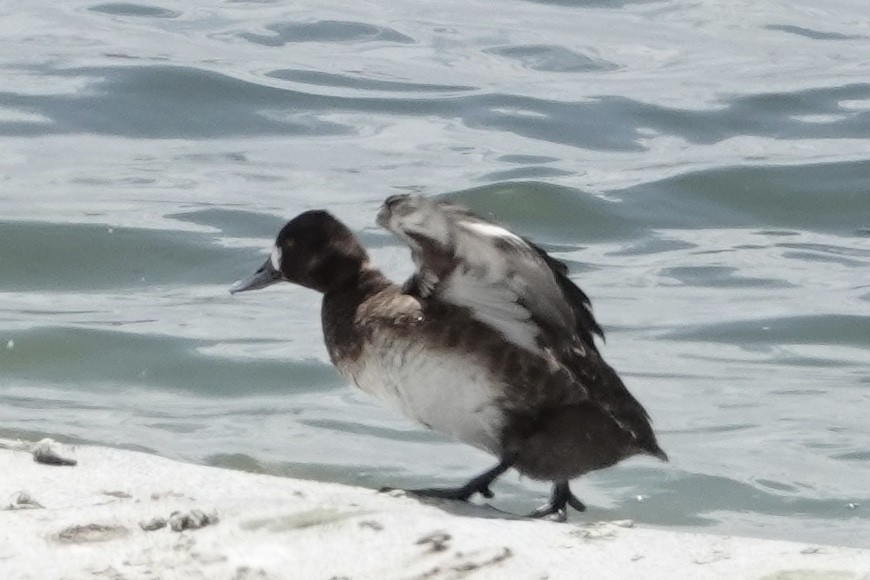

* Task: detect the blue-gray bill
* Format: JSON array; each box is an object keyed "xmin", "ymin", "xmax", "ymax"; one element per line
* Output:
[{"xmin": 229, "ymin": 258, "xmax": 282, "ymax": 294}]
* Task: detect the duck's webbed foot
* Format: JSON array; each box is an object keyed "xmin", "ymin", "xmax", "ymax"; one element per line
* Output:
[
  {"xmin": 529, "ymin": 481, "xmax": 586, "ymax": 522},
  {"xmin": 381, "ymin": 459, "xmax": 512, "ymax": 502}
]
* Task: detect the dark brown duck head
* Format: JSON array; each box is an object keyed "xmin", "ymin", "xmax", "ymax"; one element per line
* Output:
[{"xmin": 230, "ymin": 210, "xmax": 369, "ymax": 295}]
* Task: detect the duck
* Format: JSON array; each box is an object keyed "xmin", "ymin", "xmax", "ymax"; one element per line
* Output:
[{"xmin": 230, "ymin": 194, "xmax": 667, "ymax": 520}]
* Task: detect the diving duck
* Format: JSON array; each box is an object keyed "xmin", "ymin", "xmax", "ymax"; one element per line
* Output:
[{"xmin": 230, "ymin": 194, "xmax": 667, "ymax": 520}]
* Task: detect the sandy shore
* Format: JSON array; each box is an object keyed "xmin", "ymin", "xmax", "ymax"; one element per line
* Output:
[{"xmin": 1, "ymin": 438, "xmax": 867, "ymax": 580}]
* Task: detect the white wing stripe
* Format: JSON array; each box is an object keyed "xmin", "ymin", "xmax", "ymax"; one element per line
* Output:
[{"xmin": 458, "ymin": 220, "xmax": 524, "ymax": 242}]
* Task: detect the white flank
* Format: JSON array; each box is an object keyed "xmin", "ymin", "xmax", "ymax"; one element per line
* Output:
[{"xmin": 346, "ymin": 330, "xmax": 505, "ymax": 455}]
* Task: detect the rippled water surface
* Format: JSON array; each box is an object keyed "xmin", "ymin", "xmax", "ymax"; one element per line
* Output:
[{"xmin": 1, "ymin": 0, "xmax": 869, "ymax": 547}]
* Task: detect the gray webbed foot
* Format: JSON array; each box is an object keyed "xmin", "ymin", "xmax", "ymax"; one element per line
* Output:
[
  {"xmin": 529, "ymin": 481, "xmax": 586, "ymax": 521},
  {"xmin": 380, "ymin": 458, "xmax": 512, "ymax": 503}
]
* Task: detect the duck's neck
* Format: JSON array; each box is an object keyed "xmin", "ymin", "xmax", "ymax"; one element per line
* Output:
[{"xmin": 320, "ymin": 265, "xmax": 393, "ymax": 365}]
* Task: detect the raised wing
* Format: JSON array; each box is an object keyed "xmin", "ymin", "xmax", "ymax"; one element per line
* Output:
[{"xmin": 376, "ymin": 194, "xmax": 603, "ymax": 355}]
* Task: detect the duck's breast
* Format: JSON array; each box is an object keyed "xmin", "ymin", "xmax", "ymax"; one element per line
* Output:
[{"xmin": 341, "ymin": 328, "xmax": 506, "ymax": 455}]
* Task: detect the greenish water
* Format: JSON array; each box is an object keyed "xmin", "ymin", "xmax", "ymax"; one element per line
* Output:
[{"xmin": 1, "ymin": 0, "xmax": 868, "ymax": 548}]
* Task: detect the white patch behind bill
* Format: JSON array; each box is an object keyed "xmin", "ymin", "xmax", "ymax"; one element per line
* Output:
[{"xmin": 270, "ymin": 245, "xmax": 282, "ymax": 271}]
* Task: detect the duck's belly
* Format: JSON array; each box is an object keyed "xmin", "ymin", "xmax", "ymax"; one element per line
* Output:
[{"xmin": 340, "ymin": 331, "xmax": 505, "ymax": 455}]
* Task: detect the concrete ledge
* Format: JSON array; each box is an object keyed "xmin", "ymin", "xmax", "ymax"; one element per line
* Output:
[{"xmin": 2, "ymin": 438, "xmax": 868, "ymax": 579}]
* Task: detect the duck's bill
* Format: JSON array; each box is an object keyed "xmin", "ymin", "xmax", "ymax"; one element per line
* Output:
[{"xmin": 229, "ymin": 258, "xmax": 282, "ymax": 294}]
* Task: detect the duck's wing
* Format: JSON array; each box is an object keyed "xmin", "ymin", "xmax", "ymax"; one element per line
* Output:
[{"xmin": 377, "ymin": 194, "xmax": 602, "ymax": 354}]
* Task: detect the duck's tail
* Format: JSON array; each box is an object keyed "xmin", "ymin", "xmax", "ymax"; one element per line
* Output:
[{"xmin": 645, "ymin": 441, "xmax": 669, "ymax": 462}]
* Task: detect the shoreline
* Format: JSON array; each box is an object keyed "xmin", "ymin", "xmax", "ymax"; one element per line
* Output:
[{"xmin": 2, "ymin": 438, "xmax": 868, "ymax": 579}]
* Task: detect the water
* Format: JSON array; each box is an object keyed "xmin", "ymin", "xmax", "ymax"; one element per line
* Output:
[{"xmin": 1, "ymin": 0, "xmax": 869, "ymax": 548}]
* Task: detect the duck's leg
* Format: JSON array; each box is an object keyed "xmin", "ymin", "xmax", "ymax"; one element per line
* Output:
[
  {"xmin": 528, "ymin": 481, "xmax": 586, "ymax": 521},
  {"xmin": 385, "ymin": 459, "xmax": 513, "ymax": 501}
]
